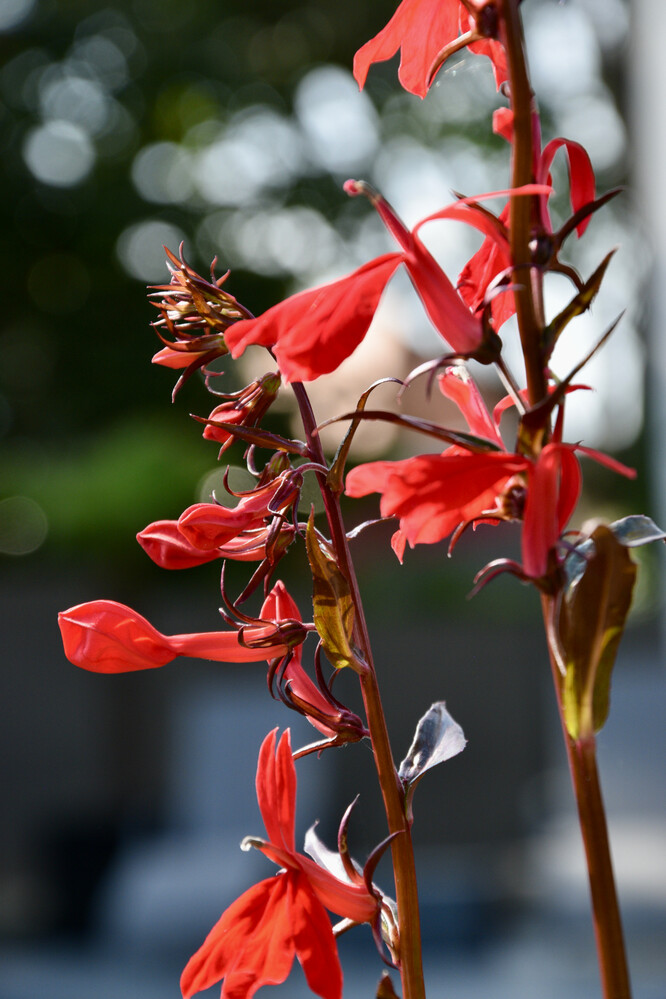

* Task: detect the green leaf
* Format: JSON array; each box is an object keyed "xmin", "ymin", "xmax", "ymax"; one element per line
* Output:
[
  {"xmin": 559, "ymin": 524, "xmax": 637, "ymax": 740},
  {"xmin": 305, "ymin": 513, "xmax": 358, "ymax": 670}
]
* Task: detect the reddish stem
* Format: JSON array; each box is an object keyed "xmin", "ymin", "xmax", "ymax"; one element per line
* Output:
[
  {"xmin": 542, "ymin": 595, "xmax": 632, "ymax": 999},
  {"xmin": 292, "ymin": 382, "xmax": 425, "ymax": 999}
]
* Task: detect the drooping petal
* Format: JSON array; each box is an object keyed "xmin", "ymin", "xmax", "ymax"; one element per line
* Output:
[
  {"xmin": 58, "ymin": 600, "xmax": 287, "ymax": 674},
  {"xmin": 181, "ymin": 876, "xmax": 295, "ymax": 999},
  {"xmin": 468, "ymin": 35, "xmax": 507, "ymax": 88},
  {"xmin": 353, "ymin": 0, "xmax": 460, "ymax": 98},
  {"xmin": 538, "ymin": 138, "xmax": 596, "ymax": 237},
  {"xmin": 289, "ymin": 873, "xmax": 343, "ymax": 999},
  {"xmin": 224, "ymin": 255, "xmax": 402, "ymax": 383},
  {"xmin": 345, "ymin": 183, "xmax": 485, "ymax": 354},
  {"xmin": 521, "ymin": 444, "xmax": 582, "ymax": 578},
  {"xmin": 457, "ymin": 204, "xmax": 514, "ymax": 328},
  {"xmin": 297, "ymin": 853, "xmax": 379, "ymax": 923},
  {"xmin": 404, "ymin": 234, "xmax": 484, "ymax": 353}
]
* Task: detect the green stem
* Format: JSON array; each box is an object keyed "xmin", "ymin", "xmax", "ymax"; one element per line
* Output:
[
  {"xmin": 293, "ymin": 382, "xmax": 426, "ymax": 999},
  {"xmin": 542, "ymin": 596, "xmax": 632, "ymax": 999}
]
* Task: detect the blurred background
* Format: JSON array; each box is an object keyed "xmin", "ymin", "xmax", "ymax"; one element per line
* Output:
[{"xmin": 1, "ymin": 0, "xmax": 664, "ymax": 996}]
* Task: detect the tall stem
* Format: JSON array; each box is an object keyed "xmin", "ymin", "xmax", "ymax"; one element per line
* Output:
[
  {"xmin": 502, "ymin": 1, "xmax": 632, "ymax": 994},
  {"xmin": 542, "ymin": 597, "xmax": 632, "ymax": 999},
  {"xmin": 293, "ymin": 383, "xmax": 426, "ymax": 999},
  {"xmin": 500, "ymin": 0, "xmax": 546, "ymax": 409}
]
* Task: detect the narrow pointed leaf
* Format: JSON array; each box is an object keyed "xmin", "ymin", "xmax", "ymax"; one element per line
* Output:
[
  {"xmin": 559, "ymin": 525, "xmax": 637, "ymax": 739},
  {"xmin": 542, "ymin": 250, "xmax": 615, "ymax": 360},
  {"xmin": 326, "ymin": 379, "xmax": 403, "ymax": 495},
  {"xmin": 305, "ymin": 513, "xmax": 358, "ymax": 670},
  {"xmin": 320, "ymin": 409, "xmax": 503, "ymax": 452},
  {"xmin": 191, "ymin": 416, "xmax": 307, "ymax": 455}
]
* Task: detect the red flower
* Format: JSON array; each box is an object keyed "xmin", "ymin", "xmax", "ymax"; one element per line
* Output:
[
  {"xmin": 353, "ymin": 0, "xmax": 506, "ymax": 100},
  {"xmin": 345, "ymin": 366, "xmax": 634, "ymax": 578},
  {"xmin": 58, "ymin": 599, "xmax": 289, "ymax": 674},
  {"xmin": 345, "ymin": 180, "xmax": 487, "ymax": 356},
  {"xmin": 224, "ymin": 254, "xmax": 402, "ymax": 383},
  {"xmin": 181, "ymin": 729, "xmax": 379, "ymax": 999},
  {"xmin": 459, "ymin": 112, "xmax": 597, "ymax": 328}
]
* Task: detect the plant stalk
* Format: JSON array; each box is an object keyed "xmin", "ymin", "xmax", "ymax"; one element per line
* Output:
[
  {"xmin": 293, "ymin": 382, "xmax": 426, "ymax": 999},
  {"xmin": 542, "ymin": 595, "xmax": 632, "ymax": 999},
  {"xmin": 500, "ymin": 0, "xmax": 547, "ymax": 410}
]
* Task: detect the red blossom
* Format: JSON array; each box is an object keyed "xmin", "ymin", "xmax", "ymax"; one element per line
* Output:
[
  {"xmin": 344, "ymin": 180, "xmax": 486, "ymax": 356},
  {"xmin": 345, "ymin": 367, "xmax": 634, "ymax": 578},
  {"xmin": 353, "ymin": 0, "xmax": 506, "ymax": 100},
  {"xmin": 224, "ymin": 254, "xmax": 402, "ymax": 383},
  {"xmin": 58, "ymin": 599, "xmax": 288, "ymax": 674},
  {"xmin": 181, "ymin": 730, "xmax": 379, "ymax": 999},
  {"xmin": 458, "ymin": 113, "xmax": 597, "ymax": 328}
]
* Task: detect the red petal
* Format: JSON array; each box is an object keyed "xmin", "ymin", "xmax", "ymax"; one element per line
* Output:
[
  {"xmin": 522, "ymin": 444, "xmax": 581, "ymax": 578},
  {"xmin": 137, "ymin": 520, "xmax": 222, "ymax": 569},
  {"xmin": 256, "ymin": 730, "xmax": 297, "ymax": 854},
  {"xmin": 290, "ymin": 874, "xmax": 343, "ymax": 999},
  {"xmin": 225, "ymin": 255, "xmax": 402, "ymax": 383},
  {"xmin": 58, "ymin": 600, "xmax": 175, "ymax": 673},
  {"xmin": 167, "ymin": 625, "xmax": 287, "ymax": 663},
  {"xmin": 177, "ymin": 495, "xmax": 272, "ymax": 550},
  {"xmin": 467, "ymin": 36, "xmax": 507, "ymax": 89},
  {"xmin": 181, "ymin": 876, "xmax": 295, "ymax": 999},
  {"xmin": 152, "ymin": 346, "xmax": 209, "ymax": 369},
  {"xmin": 346, "ymin": 452, "xmax": 527, "ymax": 547},
  {"xmin": 58, "ymin": 598, "xmax": 287, "ymax": 674},
  {"xmin": 260, "ymin": 580, "xmax": 301, "ymax": 622},
  {"xmin": 438, "ymin": 367, "xmax": 503, "ymax": 445},
  {"xmin": 353, "ymin": 0, "xmax": 459, "ymax": 98},
  {"xmin": 538, "ymin": 138, "xmax": 596, "ymax": 237}
]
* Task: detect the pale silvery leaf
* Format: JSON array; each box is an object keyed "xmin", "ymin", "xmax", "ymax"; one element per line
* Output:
[
  {"xmin": 609, "ymin": 515, "xmax": 666, "ymax": 547},
  {"xmin": 398, "ymin": 701, "xmax": 466, "ymax": 786},
  {"xmin": 564, "ymin": 515, "xmax": 666, "ymax": 590}
]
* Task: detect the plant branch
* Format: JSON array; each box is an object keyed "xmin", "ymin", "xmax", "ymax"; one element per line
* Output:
[
  {"xmin": 542, "ymin": 595, "xmax": 632, "ymax": 999},
  {"xmin": 292, "ymin": 381, "xmax": 426, "ymax": 999},
  {"xmin": 500, "ymin": 0, "xmax": 547, "ymax": 411}
]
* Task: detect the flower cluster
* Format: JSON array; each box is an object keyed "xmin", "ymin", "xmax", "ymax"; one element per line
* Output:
[{"xmin": 57, "ymin": 3, "xmax": 642, "ymax": 998}]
